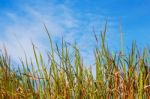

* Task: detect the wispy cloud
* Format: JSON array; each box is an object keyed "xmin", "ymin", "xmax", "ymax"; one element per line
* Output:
[{"xmin": 0, "ymin": 1, "xmax": 119, "ymax": 67}]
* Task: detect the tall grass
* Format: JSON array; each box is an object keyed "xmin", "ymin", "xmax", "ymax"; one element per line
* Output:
[{"xmin": 0, "ymin": 24, "xmax": 150, "ymax": 99}]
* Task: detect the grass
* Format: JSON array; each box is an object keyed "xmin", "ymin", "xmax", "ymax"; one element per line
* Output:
[{"xmin": 0, "ymin": 24, "xmax": 150, "ymax": 99}]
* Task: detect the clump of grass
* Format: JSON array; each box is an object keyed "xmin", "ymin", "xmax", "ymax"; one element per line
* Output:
[{"xmin": 0, "ymin": 23, "xmax": 150, "ymax": 99}]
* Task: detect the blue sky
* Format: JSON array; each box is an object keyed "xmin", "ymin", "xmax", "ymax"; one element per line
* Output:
[{"xmin": 0, "ymin": 0, "xmax": 150, "ymax": 65}]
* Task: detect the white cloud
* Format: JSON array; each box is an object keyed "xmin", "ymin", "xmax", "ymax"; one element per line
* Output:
[
  {"xmin": 0, "ymin": 2, "xmax": 80, "ymax": 65},
  {"xmin": 0, "ymin": 1, "xmax": 119, "ymax": 70}
]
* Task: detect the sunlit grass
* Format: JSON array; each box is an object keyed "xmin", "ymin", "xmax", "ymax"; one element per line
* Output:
[{"xmin": 0, "ymin": 24, "xmax": 149, "ymax": 99}]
